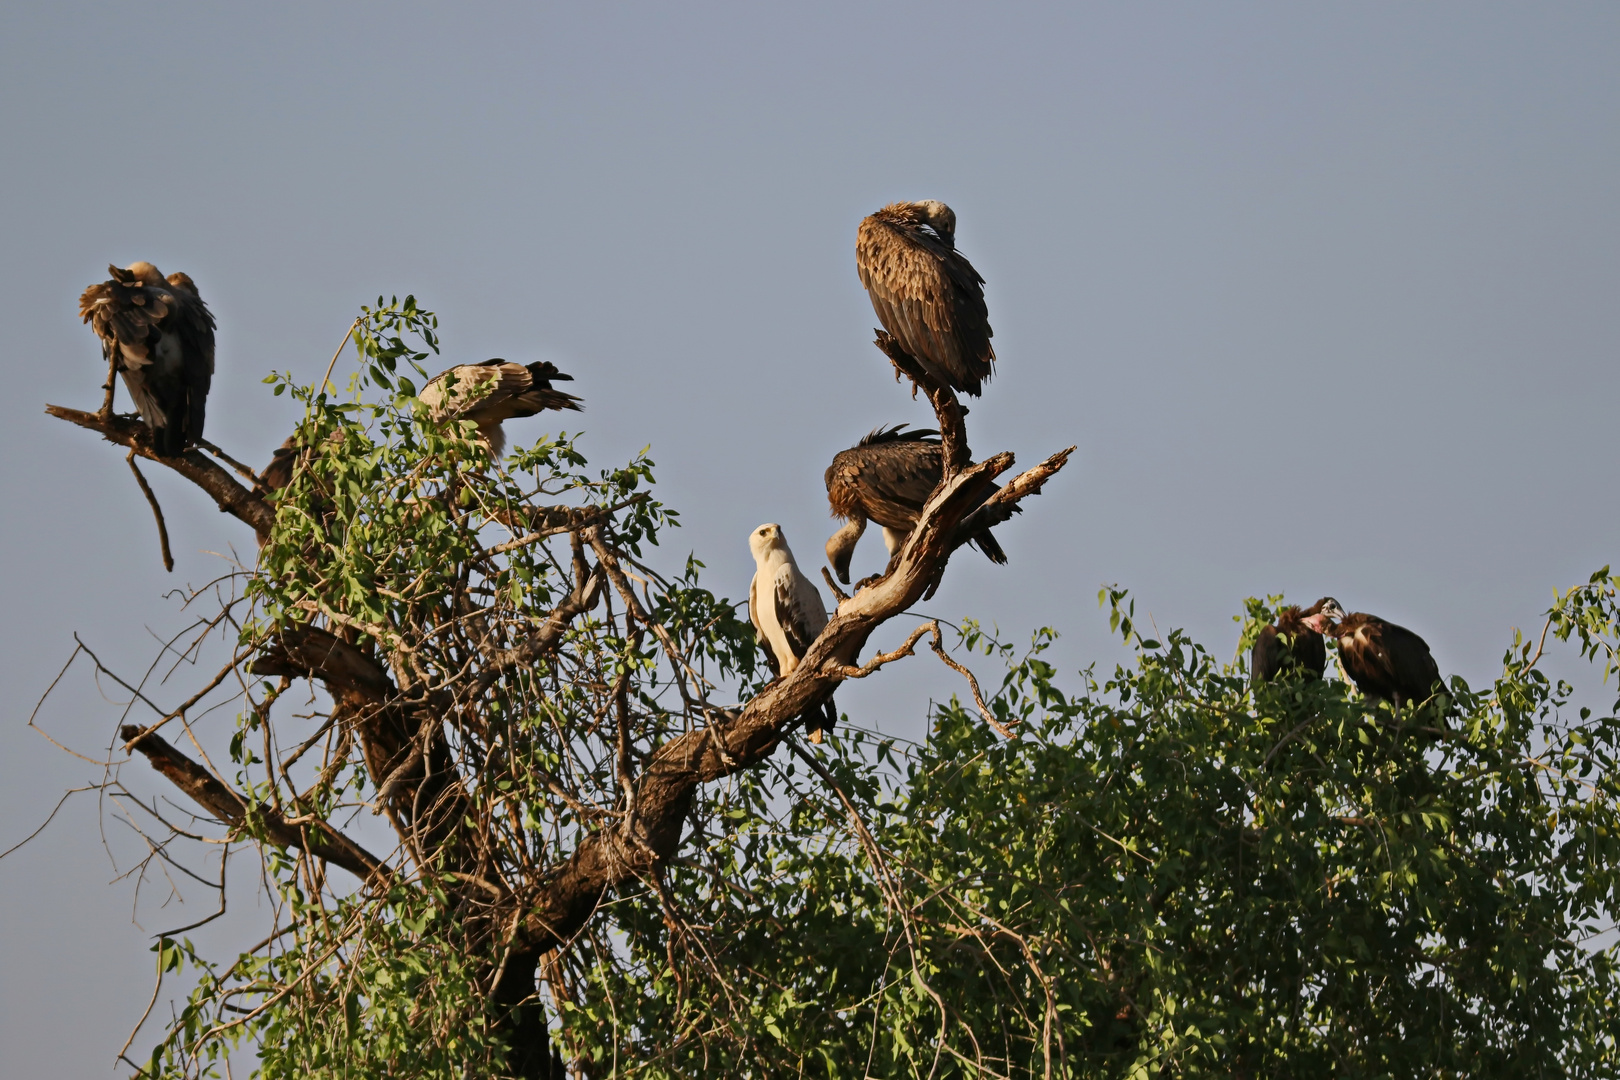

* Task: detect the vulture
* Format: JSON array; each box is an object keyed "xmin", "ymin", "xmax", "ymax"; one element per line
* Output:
[
  {"xmin": 1250, "ymin": 597, "xmax": 1335, "ymax": 685},
  {"xmin": 258, "ymin": 435, "xmax": 305, "ymax": 498},
  {"xmin": 418, "ymin": 359, "xmax": 582, "ymax": 458},
  {"xmin": 748, "ymin": 523, "xmax": 838, "ymax": 742},
  {"xmin": 79, "ymin": 261, "xmax": 216, "ymax": 456},
  {"xmin": 1310, "ymin": 601, "xmax": 1446, "ymax": 712},
  {"xmin": 856, "ymin": 200, "xmax": 995, "ymax": 396},
  {"xmin": 823, "ymin": 424, "xmax": 1009, "ymax": 584}
]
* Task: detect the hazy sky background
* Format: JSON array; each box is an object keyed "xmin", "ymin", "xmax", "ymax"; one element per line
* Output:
[{"xmin": 3, "ymin": 4, "xmax": 1617, "ymax": 1073}]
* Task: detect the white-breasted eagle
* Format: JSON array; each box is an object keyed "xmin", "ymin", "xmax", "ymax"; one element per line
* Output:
[
  {"xmin": 79, "ymin": 262, "xmax": 216, "ymax": 456},
  {"xmin": 824, "ymin": 424, "xmax": 1011, "ymax": 584},
  {"xmin": 418, "ymin": 359, "xmax": 582, "ymax": 458},
  {"xmin": 856, "ymin": 201, "xmax": 994, "ymax": 396},
  {"xmin": 748, "ymin": 523, "xmax": 838, "ymax": 742}
]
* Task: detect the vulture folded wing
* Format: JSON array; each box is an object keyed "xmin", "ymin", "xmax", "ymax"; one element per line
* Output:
[
  {"xmin": 423, "ymin": 362, "xmax": 531, "ymax": 424},
  {"xmin": 1251, "ymin": 625, "xmax": 1283, "ymax": 684},
  {"xmin": 505, "ymin": 384, "xmax": 584, "ymax": 417},
  {"xmin": 1385, "ymin": 624, "xmax": 1442, "ymax": 703},
  {"xmin": 171, "ymin": 285, "xmax": 216, "ymax": 445},
  {"xmin": 857, "ymin": 217, "xmax": 964, "ymax": 382},
  {"xmin": 856, "ymin": 439, "xmax": 941, "ymax": 530}
]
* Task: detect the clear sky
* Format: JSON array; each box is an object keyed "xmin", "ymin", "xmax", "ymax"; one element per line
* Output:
[{"xmin": 3, "ymin": 4, "xmax": 1618, "ymax": 1073}]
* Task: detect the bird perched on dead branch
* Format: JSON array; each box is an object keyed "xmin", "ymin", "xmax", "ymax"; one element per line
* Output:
[
  {"xmin": 748, "ymin": 524, "xmax": 837, "ymax": 742},
  {"xmin": 1309, "ymin": 601, "xmax": 1446, "ymax": 712},
  {"xmin": 824, "ymin": 424, "xmax": 1011, "ymax": 584},
  {"xmin": 1251, "ymin": 597, "xmax": 1336, "ymax": 685},
  {"xmin": 418, "ymin": 359, "xmax": 582, "ymax": 458},
  {"xmin": 857, "ymin": 200, "xmax": 995, "ymax": 396},
  {"xmin": 79, "ymin": 261, "xmax": 216, "ymax": 456}
]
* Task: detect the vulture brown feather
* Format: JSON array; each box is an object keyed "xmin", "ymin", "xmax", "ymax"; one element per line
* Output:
[
  {"xmin": 79, "ymin": 261, "xmax": 216, "ymax": 456},
  {"xmin": 419, "ymin": 359, "xmax": 582, "ymax": 458},
  {"xmin": 1250, "ymin": 597, "xmax": 1334, "ymax": 685},
  {"xmin": 823, "ymin": 424, "xmax": 1011, "ymax": 584},
  {"xmin": 856, "ymin": 201, "xmax": 995, "ymax": 396},
  {"xmin": 1313, "ymin": 602, "xmax": 1445, "ymax": 712}
]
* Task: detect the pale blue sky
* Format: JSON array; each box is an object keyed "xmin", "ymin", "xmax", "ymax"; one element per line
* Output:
[{"xmin": 4, "ymin": 4, "xmax": 1618, "ymax": 1073}]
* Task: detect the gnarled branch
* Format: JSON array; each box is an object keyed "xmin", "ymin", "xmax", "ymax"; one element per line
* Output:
[{"xmin": 119, "ymin": 724, "xmax": 392, "ymax": 884}]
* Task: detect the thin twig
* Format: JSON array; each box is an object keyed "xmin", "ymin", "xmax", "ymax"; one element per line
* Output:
[
  {"xmin": 195, "ymin": 438, "xmax": 262, "ymax": 484},
  {"xmin": 127, "ymin": 449, "xmax": 174, "ymax": 572},
  {"xmin": 320, "ymin": 318, "xmax": 361, "ymax": 396}
]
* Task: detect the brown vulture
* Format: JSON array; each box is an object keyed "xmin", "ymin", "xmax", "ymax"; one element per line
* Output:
[
  {"xmin": 823, "ymin": 424, "xmax": 1009, "ymax": 585},
  {"xmin": 418, "ymin": 359, "xmax": 582, "ymax": 458},
  {"xmin": 1309, "ymin": 601, "xmax": 1446, "ymax": 711},
  {"xmin": 79, "ymin": 261, "xmax": 216, "ymax": 456},
  {"xmin": 1250, "ymin": 597, "xmax": 1335, "ymax": 685},
  {"xmin": 856, "ymin": 201, "xmax": 995, "ymax": 396},
  {"xmin": 748, "ymin": 524, "xmax": 837, "ymax": 742}
]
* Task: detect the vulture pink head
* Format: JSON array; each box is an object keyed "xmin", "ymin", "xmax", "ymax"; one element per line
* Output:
[{"xmin": 1299, "ymin": 598, "xmax": 1346, "ymax": 635}]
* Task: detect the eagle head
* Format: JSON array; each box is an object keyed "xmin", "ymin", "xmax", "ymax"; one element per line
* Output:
[{"xmin": 749, "ymin": 523, "xmax": 786, "ymax": 561}]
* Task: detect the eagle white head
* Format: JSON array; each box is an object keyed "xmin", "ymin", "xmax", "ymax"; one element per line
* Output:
[{"xmin": 749, "ymin": 522, "xmax": 790, "ymax": 564}]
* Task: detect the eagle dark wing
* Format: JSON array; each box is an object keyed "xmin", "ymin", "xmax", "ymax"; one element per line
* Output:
[
  {"xmin": 774, "ymin": 565, "xmax": 815, "ymax": 662},
  {"xmin": 856, "ymin": 209, "xmax": 994, "ymax": 395}
]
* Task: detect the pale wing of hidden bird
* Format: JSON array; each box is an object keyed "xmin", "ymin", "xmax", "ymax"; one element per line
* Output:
[
  {"xmin": 79, "ymin": 262, "xmax": 216, "ymax": 456},
  {"xmin": 856, "ymin": 200, "xmax": 995, "ymax": 396},
  {"xmin": 418, "ymin": 359, "xmax": 582, "ymax": 458}
]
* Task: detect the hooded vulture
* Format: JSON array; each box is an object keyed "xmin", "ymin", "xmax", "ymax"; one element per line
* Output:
[
  {"xmin": 1308, "ymin": 601, "xmax": 1445, "ymax": 711},
  {"xmin": 748, "ymin": 523, "xmax": 838, "ymax": 742},
  {"xmin": 79, "ymin": 262, "xmax": 216, "ymax": 456},
  {"xmin": 1251, "ymin": 597, "xmax": 1335, "ymax": 685},
  {"xmin": 418, "ymin": 359, "xmax": 582, "ymax": 458},
  {"xmin": 823, "ymin": 424, "xmax": 1009, "ymax": 584},
  {"xmin": 856, "ymin": 201, "xmax": 995, "ymax": 396}
]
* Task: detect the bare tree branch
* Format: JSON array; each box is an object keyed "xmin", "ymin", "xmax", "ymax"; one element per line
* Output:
[
  {"xmin": 47, "ymin": 405, "xmax": 276, "ymax": 539},
  {"xmin": 125, "ymin": 450, "xmax": 175, "ymax": 572},
  {"xmin": 118, "ymin": 724, "xmax": 393, "ymax": 884}
]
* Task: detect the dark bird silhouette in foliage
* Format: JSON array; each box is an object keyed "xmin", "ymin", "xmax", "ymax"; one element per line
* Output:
[
  {"xmin": 823, "ymin": 424, "xmax": 1011, "ymax": 585},
  {"xmin": 80, "ymin": 262, "xmax": 216, "ymax": 456},
  {"xmin": 419, "ymin": 359, "xmax": 582, "ymax": 458},
  {"xmin": 258, "ymin": 435, "xmax": 304, "ymax": 498},
  {"xmin": 857, "ymin": 201, "xmax": 995, "ymax": 396},
  {"xmin": 748, "ymin": 524, "xmax": 837, "ymax": 743},
  {"xmin": 1251, "ymin": 597, "xmax": 1336, "ymax": 685},
  {"xmin": 1310, "ymin": 601, "xmax": 1445, "ymax": 712}
]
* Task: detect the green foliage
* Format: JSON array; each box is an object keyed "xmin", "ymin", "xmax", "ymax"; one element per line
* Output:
[{"xmin": 564, "ymin": 584, "xmax": 1620, "ymax": 1077}]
